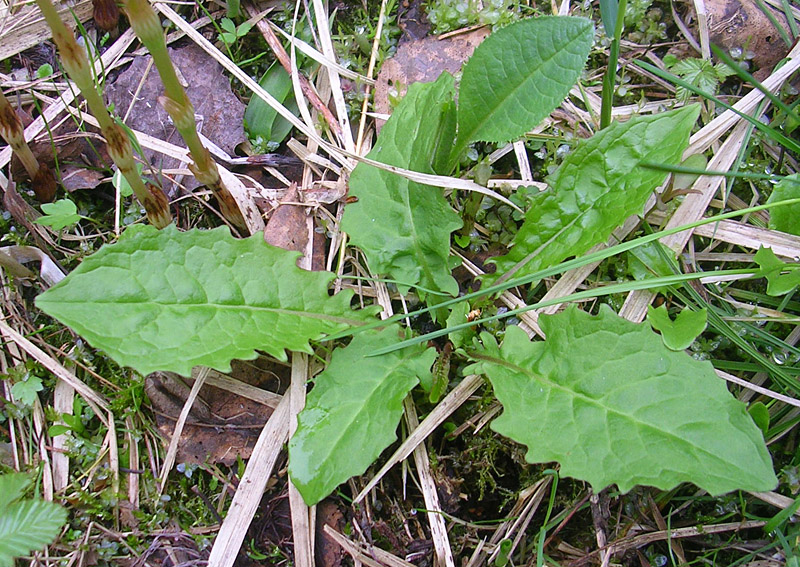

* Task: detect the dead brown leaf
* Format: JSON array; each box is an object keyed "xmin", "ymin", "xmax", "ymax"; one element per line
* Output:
[
  {"xmin": 145, "ymin": 358, "xmax": 287, "ymax": 466},
  {"xmin": 705, "ymin": 0, "xmax": 792, "ymax": 77},
  {"xmin": 263, "ymin": 183, "xmax": 308, "ymax": 254},
  {"xmin": 373, "ymin": 27, "xmax": 490, "ymax": 132}
]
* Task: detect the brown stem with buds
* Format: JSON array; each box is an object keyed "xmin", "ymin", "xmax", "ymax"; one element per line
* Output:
[
  {"xmin": 0, "ymin": 89, "xmax": 56, "ymax": 202},
  {"xmin": 35, "ymin": 0, "xmax": 172, "ymax": 228},
  {"xmin": 122, "ymin": 0, "xmax": 247, "ymax": 232}
]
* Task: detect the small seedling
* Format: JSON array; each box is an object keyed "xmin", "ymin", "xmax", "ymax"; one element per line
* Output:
[
  {"xmin": 34, "ymin": 198, "xmax": 85, "ymax": 230},
  {"xmin": 218, "ymin": 17, "xmax": 252, "ymax": 46}
]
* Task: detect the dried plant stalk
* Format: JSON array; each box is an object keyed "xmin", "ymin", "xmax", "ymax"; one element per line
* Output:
[
  {"xmin": 0, "ymin": 89, "xmax": 56, "ymax": 202},
  {"xmin": 122, "ymin": 0, "xmax": 247, "ymax": 232},
  {"xmin": 34, "ymin": 0, "xmax": 172, "ymax": 228}
]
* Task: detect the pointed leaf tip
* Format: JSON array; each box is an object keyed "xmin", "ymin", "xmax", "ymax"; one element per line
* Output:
[{"xmin": 289, "ymin": 327, "xmax": 436, "ymax": 505}]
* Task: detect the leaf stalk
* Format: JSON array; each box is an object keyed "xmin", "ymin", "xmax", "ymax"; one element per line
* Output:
[{"xmin": 0, "ymin": 89, "xmax": 56, "ymax": 202}]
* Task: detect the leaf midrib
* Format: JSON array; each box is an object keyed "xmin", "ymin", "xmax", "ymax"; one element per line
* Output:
[{"xmin": 38, "ymin": 300, "xmax": 368, "ymax": 327}]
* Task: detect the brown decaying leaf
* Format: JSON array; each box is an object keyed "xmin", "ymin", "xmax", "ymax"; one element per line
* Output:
[
  {"xmin": 145, "ymin": 359, "xmax": 286, "ymax": 466},
  {"xmin": 263, "ymin": 183, "xmax": 308, "ymax": 255},
  {"xmin": 373, "ymin": 27, "xmax": 490, "ymax": 132},
  {"xmin": 105, "ymin": 43, "xmax": 247, "ymax": 197}
]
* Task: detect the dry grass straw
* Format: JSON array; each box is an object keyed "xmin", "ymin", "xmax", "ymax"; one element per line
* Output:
[
  {"xmin": 0, "ymin": 0, "xmax": 93, "ymax": 61},
  {"xmin": 157, "ymin": 366, "xmax": 209, "ymax": 494},
  {"xmin": 206, "ymin": 392, "xmax": 290, "ymax": 567},
  {"xmin": 354, "ymin": 373, "xmax": 484, "ymax": 503},
  {"xmin": 403, "ymin": 396, "xmax": 457, "ymax": 567}
]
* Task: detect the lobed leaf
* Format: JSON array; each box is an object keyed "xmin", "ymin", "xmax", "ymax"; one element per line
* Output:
[
  {"xmin": 0, "ymin": 499, "xmax": 67, "ymax": 567},
  {"xmin": 754, "ymin": 246, "xmax": 800, "ymax": 296},
  {"xmin": 647, "ymin": 305, "xmax": 707, "ymax": 351},
  {"xmin": 467, "ymin": 305, "xmax": 777, "ymax": 495},
  {"xmin": 36, "ymin": 225, "xmax": 376, "ymax": 376},
  {"xmin": 289, "ymin": 327, "xmax": 436, "ymax": 505},
  {"xmin": 453, "ymin": 16, "xmax": 593, "ymax": 159},
  {"xmin": 341, "ymin": 73, "xmax": 463, "ymax": 296},
  {"xmin": 34, "ymin": 199, "xmax": 81, "ymax": 230},
  {"xmin": 486, "ymin": 105, "xmax": 700, "ymax": 284}
]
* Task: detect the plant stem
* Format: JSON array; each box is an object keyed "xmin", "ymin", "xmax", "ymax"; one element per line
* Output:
[
  {"xmin": 34, "ymin": 0, "xmax": 171, "ymax": 227},
  {"xmin": 122, "ymin": 0, "xmax": 247, "ymax": 232},
  {"xmin": 600, "ymin": 0, "xmax": 626, "ymax": 130},
  {"xmin": 0, "ymin": 89, "xmax": 56, "ymax": 202}
]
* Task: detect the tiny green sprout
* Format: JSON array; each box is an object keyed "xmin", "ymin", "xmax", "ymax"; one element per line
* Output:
[
  {"xmin": 754, "ymin": 247, "xmax": 800, "ymax": 296},
  {"xmin": 494, "ymin": 538, "xmax": 512, "ymax": 567},
  {"xmin": 36, "ymin": 64, "xmax": 53, "ymax": 79},
  {"xmin": 34, "ymin": 199, "xmax": 85, "ymax": 231},
  {"xmin": 218, "ymin": 17, "xmax": 252, "ymax": 46}
]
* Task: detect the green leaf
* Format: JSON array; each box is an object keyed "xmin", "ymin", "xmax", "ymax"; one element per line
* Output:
[
  {"xmin": 0, "ymin": 499, "xmax": 67, "ymax": 566},
  {"xmin": 47, "ymin": 425, "xmax": 71, "ymax": 438},
  {"xmin": 647, "ymin": 305, "xmax": 707, "ymax": 351},
  {"xmin": 220, "ymin": 17, "xmax": 236, "ymax": 33},
  {"xmin": 289, "ymin": 327, "xmax": 436, "ymax": 505},
  {"xmin": 748, "ymin": 402, "xmax": 770, "ymax": 436},
  {"xmin": 244, "ymin": 62, "xmax": 300, "ymax": 150},
  {"xmin": 35, "ymin": 64, "xmax": 53, "ymax": 79},
  {"xmin": 598, "ymin": 0, "xmax": 618, "ymax": 36},
  {"xmin": 33, "ymin": 199, "xmax": 81, "ymax": 230},
  {"xmin": 36, "ymin": 225, "xmax": 376, "ymax": 376},
  {"xmin": 626, "ymin": 241, "xmax": 676, "ymax": 293},
  {"xmin": 754, "ymin": 246, "xmax": 800, "ymax": 296},
  {"xmin": 767, "ymin": 174, "xmax": 800, "ymax": 236},
  {"xmin": 445, "ymin": 301, "xmax": 475, "ymax": 350},
  {"xmin": 486, "ymin": 105, "xmax": 700, "ymax": 284},
  {"xmin": 0, "ymin": 474, "xmax": 31, "ymax": 510},
  {"xmin": 10, "ymin": 376, "xmax": 43, "ymax": 407},
  {"xmin": 453, "ymin": 16, "xmax": 593, "ymax": 160},
  {"xmin": 672, "ymin": 153, "xmax": 707, "ymax": 192},
  {"xmin": 341, "ymin": 74, "xmax": 463, "ymax": 296},
  {"xmin": 467, "ymin": 305, "xmax": 777, "ymax": 495}
]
